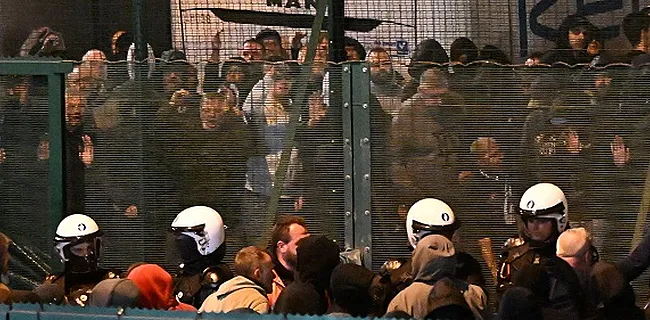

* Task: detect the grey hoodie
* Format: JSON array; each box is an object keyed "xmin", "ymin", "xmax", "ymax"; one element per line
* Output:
[
  {"xmin": 387, "ymin": 235, "xmax": 489, "ymax": 319},
  {"xmin": 199, "ymin": 275, "xmax": 269, "ymax": 314}
]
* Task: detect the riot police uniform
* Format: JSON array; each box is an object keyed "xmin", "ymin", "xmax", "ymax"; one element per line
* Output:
[
  {"xmin": 170, "ymin": 206, "xmax": 233, "ymax": 309},
  {"xmin": 35, "ymin": 214, "xmax": 118, "ymax": 306},
  {"xmin": 497, "ymin": 183, "xmax": 585, "ymax": 315},
  {"xmin": 382, "ymin": 198, "xmax": 485, "ymax": 291}
]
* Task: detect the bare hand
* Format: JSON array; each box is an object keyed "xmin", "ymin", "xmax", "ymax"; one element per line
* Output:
[
  {"xmin": 566, "ymin": 130, "xmax": 582, "ymax": 154},
  {"xmin": 211, "ymin": 29, "xmax": 223, "ymax": 50},
  {"xmin": 292, "ymin": 32, "xmax": 307, "ymax": 49},
  {"xmin": 170, "ymin": 89, "xmax": 189, "ymax": 106},
  {"xmin": 125, "ymin": 205, "xmax": 138, "ymax": 217},
  {"xmin": 0, "ymin": 148, "xmax": 6, "ymax": 164},
  {"xmin": 37, "ymin": 139, "xmax": 49, "ymax": 161},
  {"xmin": 458, "ymin": 171, "xmax": 473, "ymax": 182},
  {"xmin": 79, "ymin": 135, "xmax": 94, "ymax": 166},
  {"xmin": 294, "ymin": 196, "xmax": 304, "ymax": 211},
  {"xmin": 611, "ymin": 134, "xmax": 630, "ymax": 166}
]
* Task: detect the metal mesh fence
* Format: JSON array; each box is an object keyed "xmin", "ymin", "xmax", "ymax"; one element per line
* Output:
[
  {"xmin": 64, "ymin": 58, "xmax": 347, "ymax": 271},
  {"xmin": 368, "ymin": 62, "xmax": 650, "ymax": 304},
  {"xmin": 6, "ymin": 0, "xmax": 650, "ymax": 308},
  {"xmin": 0, "ymin": 75, "xmax": 51, "ymax": 252}
]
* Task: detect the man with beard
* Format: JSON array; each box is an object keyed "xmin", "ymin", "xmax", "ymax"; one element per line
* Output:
[
  {"xmin": 267, "ymin": 215, "xmax": 309, "ymax": 307},
  {"xmin": 368, "ymin": 47, "xmax": 404, "ymax": 120},
  {"xmin": 162, "ymin": 92, "xmax": 250, "ymax": 227},
  {"xmin": 199, "ymin": 246, "xmax": 274, "ymax": 314}
]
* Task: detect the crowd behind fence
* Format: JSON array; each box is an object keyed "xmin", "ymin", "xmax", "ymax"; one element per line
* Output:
[{"xmin": 6, "ymin": 7, "xmax": 650, "ymax": 309}]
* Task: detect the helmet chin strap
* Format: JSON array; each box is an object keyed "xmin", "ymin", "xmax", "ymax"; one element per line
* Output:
[
  {"xmin": 65, "ymin": 256, "xmax": 99, "ymax": 274},
  {"xmin": 179, "ymin": 244, "xmax": 226, "ymax": 275}
]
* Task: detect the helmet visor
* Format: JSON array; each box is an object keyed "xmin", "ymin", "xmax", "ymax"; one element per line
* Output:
[
  {"xmin": 520, "ymin": 201, "xmax": 565, "ymax": 220},
  {"xmin": 175, "ymin": 234, "xmax": 203, "ymax": 264},
  {"xmin": 170, "ymin": 224, "xmax": 206, "ymax": 237},
  {"xmin": 57, "ymin": 236, "xmax": 102, "ymax": 273}
]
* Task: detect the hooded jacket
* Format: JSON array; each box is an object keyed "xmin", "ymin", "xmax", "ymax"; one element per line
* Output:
[
  {"xmin": 89, "ymin": 279, "xmax": 140, "ymax": 308},
  {"xmin": 127, "ymin": 264, "xmax": 196, "ymax": 311},
  {"xmin": 274, "ymin": 235, "xmax": 340, "ymax": 315},
  {"xmin": 542, "ymin": 14, "xmax": 598, "ymax": 65},
  {"xmin": 199, "ymin": 276, "xmax": 269, "ymax": 314},
  {"xmin": 386, "ymin": 235, "xmax": 488, "ymax": 319}
]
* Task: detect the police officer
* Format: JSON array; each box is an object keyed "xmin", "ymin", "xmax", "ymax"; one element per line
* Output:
[
  {"xmin": 35, "ymin": 214, "xmax": 118, "ymax": 306},
  {"xmin": 170, "ymin": 206, "xmax": 233, "ymax": 308},
  {"xmin": 497, "ymin": 183, "xmax": 585, "ymax": 315},
  {"xmin": 381, "ymin": 198, "xmax": 485, "ymax": 292}
]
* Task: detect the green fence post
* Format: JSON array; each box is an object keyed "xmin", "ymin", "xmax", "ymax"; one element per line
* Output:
[
  {"xmin": 265, "ymin": 0, "xmax": 327, "ymax": 244},
  {"xmin": 0, "ymin": 59, "xmax": 72, "ymax": 256},
  {"xmin": 47, "ymin": 72, "xmax": 66, "ymax": 244},
  {"xmin": 350, "ymin": 62, "xmax": 372, "ymax": 269},
  {"xmin": 342, "ymin": 63, "xmax": 354, "ymax": 251}
]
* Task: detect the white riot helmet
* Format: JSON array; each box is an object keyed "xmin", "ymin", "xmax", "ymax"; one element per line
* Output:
[
  {"xmin": 406, "ymin": 198, "xmax": 460, "ymax": 248},
  {"xmin": 519, "ymin": 183, "xmax": 568, "ymax": 234},
  {"xmin": 171, "ymin": 206, "xmax": 226, "ymax": 271},
  {"xmin": 54, "ymin": 214, "xmax": 103, "ymax": 273}
]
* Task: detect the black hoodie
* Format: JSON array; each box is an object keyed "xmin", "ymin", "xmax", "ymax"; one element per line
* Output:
[{"xmin": 274, "ymin": 235, "xmax": 340, "ymax": 315}]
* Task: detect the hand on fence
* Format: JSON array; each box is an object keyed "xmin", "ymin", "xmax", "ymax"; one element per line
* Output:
[
  {"xmin": 169, "ymin": 89, "xmax": 190, "ymax": 107},
  {"xmin": 210, "ymin": 29, "xmax": 223, "ymax": 62},
  {"xmin": 294, "ymin": 196, "xmax": 304, "ymax": 211},
  {"xmin": 566, "ymin": 130, "xmax": 582, "ymax": 154},
  {"xmin": 458, "ymin": 171, "xmax": 473, "ymax": 182},
  {"xmin": 291, "ymin": 32, "xmax": 306, "ymax": 49},
  {"xmin": 79, "ymin": 135, "xmax": 94, "ymax": 167},
  {"xmin": 0, "ymin": 148, "xmax": 5, "ymax": 164},
  {"xmin": 37, "ymin": 139, "xmax": 49, "ymax": 161},
  {"xmin": 611, "ymin": 134, "xmax": 630, "ymax": 167},
  {"xmin": 211, "ymin": 29, "xmax": 223, "ymax": 50},
  {"xmin": 125, "ymin": 205, "xmax": 138, "ymax": 217}
]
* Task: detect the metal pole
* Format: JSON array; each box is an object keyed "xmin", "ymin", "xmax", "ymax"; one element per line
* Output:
[
  {"xmin": 328, "ymin": 0, "xmax": 346, "ymax": 63},
  {"xmin": 343, "ymin": 66, "xmax": 354, "ymax": 251},
  {"xmin": 48, "ymin": 73, "xmax": 66, "ymax": 250},
  {"xmin": 265, "ymin": 0, "xmax": 328, "ymax": 238},
  {"xmin": 350, "ymin": 62, "xmax": 372, "ymax": 269},
  {"xmin": 178, "ymin": 2, "xmax": 188, "ymax": 53},
  {"xmin": 631, "ymin": 162, "xmax": 650, "ymax": 251},
  {"xmin": 91, "ymin": 0, "xmax": 100, "ymax": 50},
  {"xmin": 414, "ymin": 0, "xmax": 418, "ymax": 50},
  {"xmin": 507, "ymin": 0, "xmax": 515, "ymax": 62},
  {"xmin": 132, "ymin": 0, "xmax": 147, "ymax": 63}
]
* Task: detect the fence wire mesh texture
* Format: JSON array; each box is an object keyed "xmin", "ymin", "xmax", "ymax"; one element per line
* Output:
[{"xmin": 6, "ymin": 0, "xmax": 650, "ymax": 308}]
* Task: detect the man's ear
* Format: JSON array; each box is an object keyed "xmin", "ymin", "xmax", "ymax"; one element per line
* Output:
[
  {"xmin": 253, "ymin": 267, "xmax": 262, "ymax": 281},
  {"xmin": 277, "ymin": 241, "xmax": 288, "ymax": 253}
]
